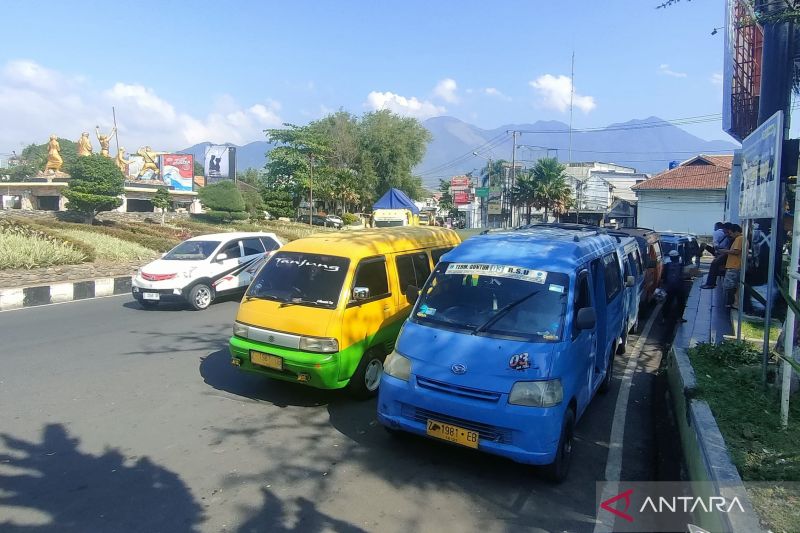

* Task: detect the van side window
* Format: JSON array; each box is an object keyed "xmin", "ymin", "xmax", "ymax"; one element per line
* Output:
[
  {"xmin": 396, "ymin": 252, "xmax": 432, "ymax": 295},
  {"xmin": 431, "ymin": 247, "xmax": 453, "ymax": 265},
  {"xmin": 352, "ymin": 257, "xmax": 390, "ymax": 300},
  {"xmin": 652, "ymin": 242, "xmax": 662, "ymax": 261},
  {"xmin": 634, "ymin": 249, "xmax": 643, "ymax": 274},
  {"xmin": 603, "ymin": 253, "xmax": 622, "ymax": 302},
  {"xmin": 573, "ymin": 270, "xmax": 592, "ymax": 339},
  {"xmin": 627, "ymin": 252, "xmax": 639, "ymax": 276}
]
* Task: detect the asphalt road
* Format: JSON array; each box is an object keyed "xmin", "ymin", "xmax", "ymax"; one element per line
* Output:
[{"xmin": 0, "ymin": 295, "xmax": 677, "ymax": 533}]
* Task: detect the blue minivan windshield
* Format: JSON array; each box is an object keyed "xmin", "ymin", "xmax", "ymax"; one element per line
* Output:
[{"xmin": 410, "ymin": 262, "xmax": 570, "ymax": 342}]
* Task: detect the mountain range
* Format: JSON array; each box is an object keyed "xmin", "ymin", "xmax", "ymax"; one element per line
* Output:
[{"xmin": 180, "ymin": 116, "xmax": 738, "ymax": 188}]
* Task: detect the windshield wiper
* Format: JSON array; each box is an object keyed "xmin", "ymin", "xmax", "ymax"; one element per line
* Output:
[
  {"xmin": 279, "ymin": 297, "xmax": 328, "ymax": 308},
  {"xmin": 245, "ymin": 293, "xmax": 283, "ymax": 302},
  {"xmin": 472, "ymin": 290, "xmax": 540, "ymax": 335}
]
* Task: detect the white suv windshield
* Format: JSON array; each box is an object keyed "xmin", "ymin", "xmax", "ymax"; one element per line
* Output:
[
  {"xmin": 411, "ymin": 262, "xmax": 570, "ymax": 342},
  {"xmin": 163, "ymin": 240, "xmax": 221, "ymax": 261}
]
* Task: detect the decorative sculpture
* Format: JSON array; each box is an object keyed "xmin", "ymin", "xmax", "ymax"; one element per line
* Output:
[
  {"xmin": 136, "ymin": 146, "xmax": 164, "ymax": 178},
  {"xmin": 77, "ymin": 132, "xmax": 93, "ymax": 156},
  {"xmin": 96, "ymin": 126, "xmax": 116, "ymax": 158},
  {"xmin": 44, "ymin": 135, "xmax": 63, "ymax": 173},
  {"xmin": 115, "ymin": 147, "xmax": 131, "ymax": 175}
]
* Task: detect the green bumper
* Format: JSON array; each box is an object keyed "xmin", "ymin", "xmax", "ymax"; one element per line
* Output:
[{"xmin": 229, "ymin": 335, "xmax": 348, "ymax": 389}]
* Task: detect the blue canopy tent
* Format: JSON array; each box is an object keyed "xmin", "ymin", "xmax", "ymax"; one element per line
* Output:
[{"xmin": 372, "ymin": 188, "xmax": 420, "ymax": 214}]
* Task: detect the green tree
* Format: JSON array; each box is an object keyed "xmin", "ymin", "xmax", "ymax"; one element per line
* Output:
[
  {"xmin": 511, "ymin": 171, "xmax": 538, "ymax": 224},
  {"xmin": 239, "ymin": 168, "xmax": 261, "ymax": 186},
  {"xmin": 197, "ymin": 181, "xmax": 247, "ymax": 222},
  {"xmin": 151, "ymin": 187, "xmax": 172, "ymax": 225},
  {"xmin": 437, "ymin": 179, "xmax": 457, "ymax": 218},
  {"xmin": 530, "ymin": 158, "xmax": 573, "ymax": 222},
  {"xmin": 479, "ymin": 159, "xmax": 508, "ymax": 187},
  {"xmin": 193, "ymin": 160, "xmax": 204, "ymax": 177},
  {"xmin": 262, "ymin": 189, "xmax": 295, "ymax": 219},
  {"xmin": 62, "ymin": 154, "xmax": 124, "ymax": 223}
]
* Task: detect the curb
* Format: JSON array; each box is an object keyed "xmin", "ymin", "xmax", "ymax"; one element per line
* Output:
[
  {"xmin": 666, "ymin": 278, "xmax": 765, "ymax": 533},
  {"xmin": 0, "ymin": 276, "xmax": 132, "ymax": 311}
]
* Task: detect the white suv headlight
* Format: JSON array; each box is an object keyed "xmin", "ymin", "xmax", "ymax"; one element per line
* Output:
[
  {"xmin": 299, "ymin": 336, "xmax": 339, "ymax": 353},
  {"xmin": 509, "ymin": 380, "xmax": 563, "ymax": 407},
  {"xmin": 233, "ymin": 322, "xmax": 249, "ymax": 338},
  {"xmin": 384, "ymin": 350, "xmax": 411, "ymax": 381}
]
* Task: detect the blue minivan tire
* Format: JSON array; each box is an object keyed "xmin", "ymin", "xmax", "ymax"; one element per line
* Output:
[
  {"xmin": 599, "ymin": 349, "xmax": 614, "ymax": 394},
  {"xmin": 543, "ymin": 408, "xmax": 575, "ymax": 483}
]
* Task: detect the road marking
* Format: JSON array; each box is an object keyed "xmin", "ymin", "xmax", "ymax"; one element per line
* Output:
[
  {"xmin": 0, "ymin": 293, "xmax": 128, "ymax": 313},
  {"xmin": 593, "ymin": 303, "xmax": 662, "ymax": 533}
]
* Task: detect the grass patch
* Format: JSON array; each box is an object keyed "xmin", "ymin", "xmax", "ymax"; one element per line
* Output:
[
  {"xmin": 0, "ymin": 233, "xmax": 88, "ymax": 269},
  {"xmin": 174, "ymin": 217, "xmax": 335, "ymax": 243},
  {"xmin": 738, "ymin": 319, "xmax": 782, "ymax": 343},
  {"xmin": 688, "ymin": 340, "xmax": 800, "ymax": 531},
  {"xmin": 56, "ymin": 229, "xmax": 157, "ymax": 262}
]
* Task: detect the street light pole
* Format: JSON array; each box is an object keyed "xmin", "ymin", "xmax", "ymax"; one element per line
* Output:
[
  {"xmin": 308, "ymin": 157, "xmax": 314, "ymax": 226},
  {"xmin": 472, "ymin": 151, "xmax": 493, "ymax": 229}
]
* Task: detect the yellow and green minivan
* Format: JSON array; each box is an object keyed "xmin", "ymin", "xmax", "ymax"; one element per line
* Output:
[{"xmin": 229, "ymin": 226, "xmax": 461, "ymax": 398}]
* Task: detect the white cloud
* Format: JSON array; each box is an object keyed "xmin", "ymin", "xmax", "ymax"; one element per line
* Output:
[
  {"xmin": 710, "ymin": 72, "xmax": 724, "ymax": 86},
  {"xmin": 529, "ymin": 74, "xmax": 596, "ymax": 113},
  {"xmin": 433, "ymin": 78, "xmax": 459, "ymax": 103},
  {"xmin": 364, "ymin": 91, "xmax": 445, "ymax": 119},
  {"xmin": 0, "ymin": 60, "xmax": 283, "ymax": 151},
  {"xmin": 483, "ymin": 87, "xmax": 511, "ymax": 101},
  {"xmin": 658, "ymin": 64, "xmax": 688, "ymax": 78}
]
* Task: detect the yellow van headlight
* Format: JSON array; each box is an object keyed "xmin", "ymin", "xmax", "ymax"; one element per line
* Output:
[
  {"xmin": 233, "ymin": 322, "xmax": 249, "ymax": 338},
  {"xmin": 384, "ymin": 350, "xmax": 411, "ymax": 381},
  {"xmin": 509, "ymin": 380, "xmax": 563, "ymax": 407},
  {"xmin": 299, "ymin": 336, "xmax": 339, "ymax": 353}
]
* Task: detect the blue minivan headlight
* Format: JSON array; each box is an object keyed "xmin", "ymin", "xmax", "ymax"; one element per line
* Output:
[
  {"xmin": 509, "ymin": 380, "xmax": 563, "ymax": 407},
  {"xmin": 384, "ymin": 350, "xmax": 411, "ymax": 381}
]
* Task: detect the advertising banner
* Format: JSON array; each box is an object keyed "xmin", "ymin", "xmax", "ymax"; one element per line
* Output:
[
  {"xmin": 453, "ymin": 191, "xmax": 471, "ymax": 205},
  {"xmin": 450, "ymin": 176, "xmax": 470, "ymax": 189},
  {"xmin": 739, "ymin": 110, "xmax": 783, "ymax": 219},
  {"xmin": 205, "ymin": 145, "xmax": 235, "ymax": 184},
  {"xmin": 160, "ymin": 154, "xmax": 194, "ymax": 191},
  {"xmin": 488, "ymin": 187, "xmax": 502, "ymax": 215}
]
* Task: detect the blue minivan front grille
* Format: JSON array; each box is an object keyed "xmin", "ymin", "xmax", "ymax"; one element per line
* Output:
[
  {"xmin": 402, "ymin": 404, "xmax": 513, "ymax": 444},
  {"xmin": 416, "ymin": 376, "xmax": 501, "ymax": 402}
]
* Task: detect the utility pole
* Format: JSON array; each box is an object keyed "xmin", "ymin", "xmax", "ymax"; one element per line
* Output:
[
  {"xmin": 568, "ymin": 51, "xmax": 575, "ymax": 163},
  {"xmin": 507, "ymin": 130, "xmax": 519, "ymax": 227},
  {"xmin": 308, "ymin": 156, "xmax": 314, "ymax": 226}
]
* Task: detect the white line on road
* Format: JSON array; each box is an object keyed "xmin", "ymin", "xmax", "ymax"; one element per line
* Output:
[
  {"xmin": 0, "ymin": 293, "xmax": 128, "ymax": 314},
  {"xmin": 592, "ymin": 303, "xmax": 662, "ymax": 533}
]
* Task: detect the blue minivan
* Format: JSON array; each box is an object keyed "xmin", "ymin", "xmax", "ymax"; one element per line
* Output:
[
  {"xmin": 377, "ymin": 226, "xmax": 628, "ymax": 481},
  {"xmin": 612, "ymin": 234, "xmax": 644, "ymax": 341}
]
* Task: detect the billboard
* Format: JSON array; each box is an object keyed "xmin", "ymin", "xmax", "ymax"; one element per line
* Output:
[
  {"xmin": 450, "ymin": 176, "xmax": 471, "ymax": 189},
  {"xmin": 488, "ymin": 187, "xmax": 503, "ymax": 215},
  {"xmin": 160, "ymin": 154, "xmax": 194, "ymax": 191},
  {"xmin": 739, "ymin": 110, "xmax": 782, "ymax": 219},
  {"xmin": 205, "ymin": 145, "xmax": 236, "ymax": 185},
  {"xmin": 453, "ymin": 191, "xmax": 471, "ymax": 205}
]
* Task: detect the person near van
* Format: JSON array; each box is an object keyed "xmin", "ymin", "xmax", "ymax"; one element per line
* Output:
[
  {"xmin": 704, "ymin": 222, "xmax": 725, "ymax": 256},
  {"xmin": 719, "ymin": 224, "xmax": 743, "ymax": 308},
  {"xmin": 662, "ymin": 250, "xmax": 687, "ymax": 323},
  {"xmin": 701, "ymin": 222, "xmax": 734, "ymax": 289}
]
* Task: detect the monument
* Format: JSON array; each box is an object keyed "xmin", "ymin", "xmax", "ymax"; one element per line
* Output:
[
  {"xmin": 77, "ymin": 132, "xmax": 92, "ymax": 156},
  {"xmin": 44, "ymin": 135, "xmax": 63, "ymax": 173}
]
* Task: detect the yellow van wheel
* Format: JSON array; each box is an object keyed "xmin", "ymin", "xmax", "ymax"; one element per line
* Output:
[{"xmin": 347, "ymin": 349, "xmax": 386, "ymax": 400}]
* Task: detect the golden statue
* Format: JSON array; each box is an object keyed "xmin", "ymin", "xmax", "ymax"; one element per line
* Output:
[
  {"xmin": 77, "ymin": 132, "xmax": 93, "ymax": 156},
  {"xmin": 115, "ymin": 147, "xmax": 131, "ymax": 175},
  {"xmin": 96, "ymin": 126, "xmax": 116, "ymax": 158},
  {"xmin": 135, "ymin": 146, "xmax": 165, "ymax": 177},
  {"xmin": 44, "ymin": 135, "xmax": 63, "ymax": 173}
]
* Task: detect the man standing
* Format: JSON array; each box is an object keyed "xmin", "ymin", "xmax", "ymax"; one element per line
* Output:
[
  {"xmin": 662, "ymin": 249, "xmax": 687, "ymax": 323},
  {"xmin": 719, "ymin": 224, "xmax": 744, "ymax": 309},
  {"xmin": 701, "ymin": 222, "xmax": 734, "ymax": 289}
]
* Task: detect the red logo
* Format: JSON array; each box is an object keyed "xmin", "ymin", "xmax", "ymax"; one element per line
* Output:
[{"xmin": 600, "ymin": 488, "xmax": 634, "ymax": 522}]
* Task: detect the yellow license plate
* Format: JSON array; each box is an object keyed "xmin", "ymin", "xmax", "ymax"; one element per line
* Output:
[
  {"xmin": 426, "ymin": 419, "xmax": 479, "ymax": 449},
  {"xmin": 250, "ymin": 350, "xmax": 283, "ymax": 370}
]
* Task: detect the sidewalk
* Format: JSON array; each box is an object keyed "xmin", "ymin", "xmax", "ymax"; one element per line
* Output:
[{"xmin": 674, "ymin": 277, "xmax": 732, "ymax": 348}]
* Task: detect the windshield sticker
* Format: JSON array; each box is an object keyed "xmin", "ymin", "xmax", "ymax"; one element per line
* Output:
[
  {"xmin": 539, "ymin": 332, "xmax": 559, "ymax": 341},
  {"xmin": 445, "ymin": 263, "xmax": 547, "ymax": 284},
  {"xmin": 509, "ymin": 352, "xmax": 530, "ymax": 370},
  {"xmin": 417, "ymin": 303, "xmax": 437, "ymax": 317},
  {"xmin": 549, "ymin": 284, "xmax": 565, "ymax": 294},
  {"xmin": 274, "ymin": 258, "xmax": 340, "ymax": 272}
]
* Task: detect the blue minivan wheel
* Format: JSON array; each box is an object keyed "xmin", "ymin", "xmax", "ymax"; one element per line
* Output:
[
  {"xmin": 543, "ymin": 408, "xmax": 575, "ymax": 483},
  {"xmin": 599, "ymin": 349, "xmax": 614, "ymax": 393}
]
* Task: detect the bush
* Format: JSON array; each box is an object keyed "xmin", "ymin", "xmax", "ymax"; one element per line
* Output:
[
  {"xmin": 242, "ymin": 189, "xmax": 265, "ymax": 219},
  {"xmin": 63, "ymin": 154, "xmax": 125, "ymax": 223},
  {"xmin": 86, "ymin": 225, "xmax": 180, "ymax": 252},
  {"xmin": 198, "ymin": 181, "xmax": 246, "ymax": 212},
  {"xmin": 342, "ymin": 213, "xmax": 359, "ymax": 225},
  {"xmin": 262, "ymin": 190, "xmax": 295, "ymax": 219},
  {"xmin": 194, "ymin": 210, "xmax": 250, "ymax": 223},
  {"xmin": 0, "ymin": 233, "xmax": 88, "ymax": 269},
  {"xmin": 57, "ymin": 229, "xmax": 157, "ymax": 261},
  {"xmin": 690, "ymin": 340, "xmax": 760, "ymax": 367},
  {"xmin": 2, "ymin": 218, "xmax": 96, "ymax": 262}
]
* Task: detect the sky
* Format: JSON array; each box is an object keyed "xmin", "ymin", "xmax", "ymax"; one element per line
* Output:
[{"xmin": 0, "ymin": 0, "xmax": 732, "ymax": 155}]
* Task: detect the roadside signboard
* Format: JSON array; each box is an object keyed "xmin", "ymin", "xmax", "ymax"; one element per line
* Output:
[
  {"xmin": 488, "ymin": 187, "xmax": 502, "ymax": 215},
  {"xmin": 160, "ymin": 154, "xmax": 194, "ymax": 191},
  {"xmin": 475, "ymin": 187, "xmax": 489, "ymax": 198},
  {"xmin": 450, "ymin": 176, "xmax": 470, "ymax": 188},
  {"xmin": 453, "ymin": 191, "xmax": 471, "ymax": 205},
  {"xmin": 739, "ymin": 110, "xmax": 782, "ymax": 219}
]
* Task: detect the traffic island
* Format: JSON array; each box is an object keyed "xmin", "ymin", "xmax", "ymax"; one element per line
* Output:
[{"xmin": 0, "ymin": 275, "xmax": 132, "ymax": 311}]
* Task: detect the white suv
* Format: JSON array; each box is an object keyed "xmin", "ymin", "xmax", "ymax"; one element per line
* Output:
[{"xmin": 131, "ymin": 232, "xmax": 281, "ymax": 310}]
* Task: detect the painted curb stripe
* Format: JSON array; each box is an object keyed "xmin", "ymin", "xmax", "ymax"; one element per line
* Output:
[{"xmin": 0, "ymin": 276, "xmax": 133, "ymax": 311}]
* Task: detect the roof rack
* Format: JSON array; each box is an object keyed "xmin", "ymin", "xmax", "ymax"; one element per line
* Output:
[{"xmin": 519, "ymin": 222, "xmax": 608, "ymax": 241}]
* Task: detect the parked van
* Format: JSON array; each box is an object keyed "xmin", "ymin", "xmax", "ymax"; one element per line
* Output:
[
  {"xmin": 660, "ymin": 232, "xmax": 701, "ymax": 268},
  {"xmin": 613, "ymin": 235, "xmax": 644, "ymax": 338},
  {"xmin": 377, "ymin": 226, "xmax": 627, "ymax": 480},
  {"xmin": 606, "ymin": 228, "xmax": 663, "ymax": 306},
  {"xmin": 229, "ymin": 227, "xmax": 461, "ymax": 398}
]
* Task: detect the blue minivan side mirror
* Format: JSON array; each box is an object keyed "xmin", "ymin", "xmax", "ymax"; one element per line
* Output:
[{"xmin": 575, "ymin": 307, "xmax": 597, "ymax": 330}]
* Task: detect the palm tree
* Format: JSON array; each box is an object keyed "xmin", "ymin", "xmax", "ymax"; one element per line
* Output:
[
  {"xmin": 511, "ymin": 171, "xmax": 538, "ymax": 224},
  {"xmin": 531, "ymin": 158, "xmax": 573, "ymax": 222}
]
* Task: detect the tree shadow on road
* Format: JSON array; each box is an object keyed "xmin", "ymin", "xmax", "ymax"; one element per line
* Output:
[
  {"xmin": 237, "ymin": 488, "xmax": 367, "ymax": 533},
  {"xmin": 0, "ymin": 424, "xmax": 203, "ymax": 533}
]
